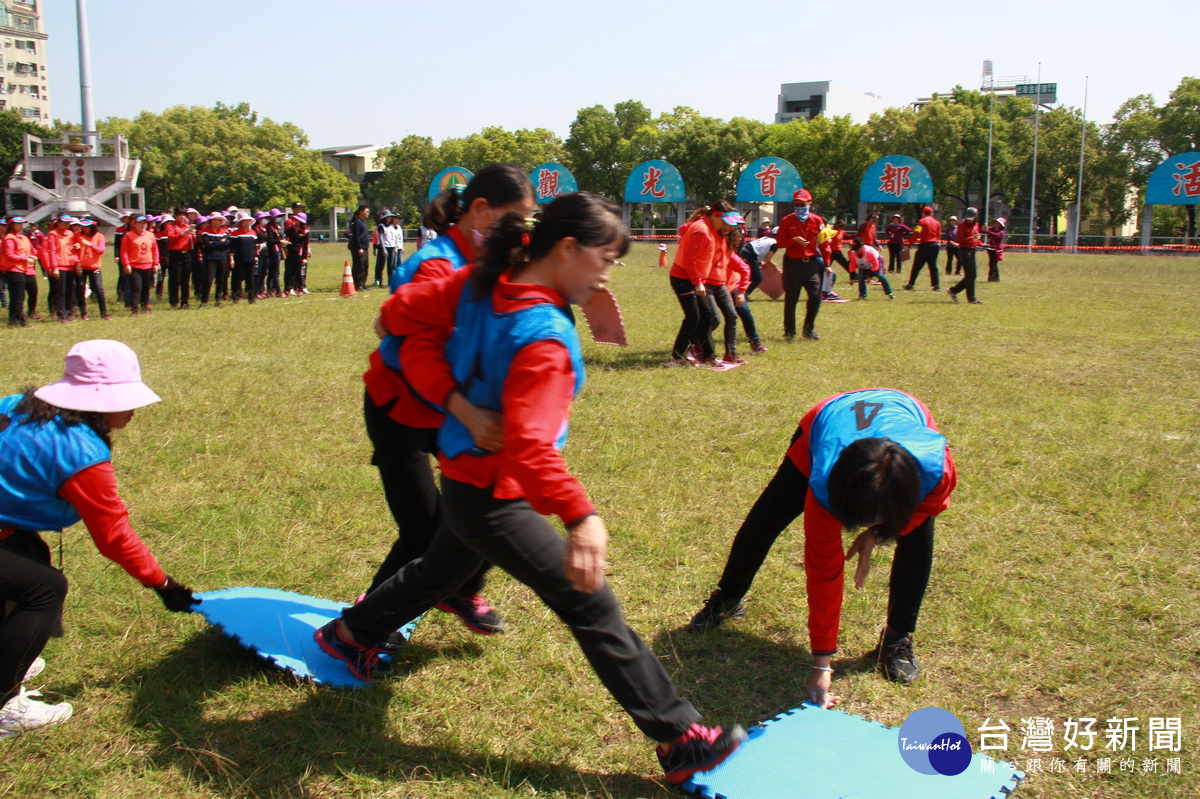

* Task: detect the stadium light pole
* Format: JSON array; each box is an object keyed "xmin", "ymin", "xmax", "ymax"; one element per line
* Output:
[
  {"xmin": 983, "ymin": 60, "xmax": 995, "ymax": 225},
  {"xmin": 77, "ymin": 0, "xmax": 97, "ymax": 151},
  {"xmin": 1073, "ymin": 76, "xmax": 1089, "ymax": 253},
  {"xmin": 1028, "ymin": 62, "xmax": 1041, "ymax": 251}
]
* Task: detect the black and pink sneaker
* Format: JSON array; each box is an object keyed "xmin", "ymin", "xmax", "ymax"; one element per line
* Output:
[
  {"xmin": 657, "ymin": 723, "xmax": 747, "ymax": 784},
  {"xmin": 314, "ymin": 620, "xmax": 390, "ymax": 681},
  {"xmin": 435, "ymin": 594, "xmax": 507, "ymax": 635}
]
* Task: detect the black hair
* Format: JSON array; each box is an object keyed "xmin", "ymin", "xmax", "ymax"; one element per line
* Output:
[
  {"xmin": 424, "ymin": 163, "xmax": 532, "ymax": 236},
  {"xmin": 825, "ymin": 437, "xmax": 921, "ymax": 542},
  {"xmin": 704, "ymin": 200, "xmax": 735, "ymax": 217},
  {"xmin": 471, "ymin": 192, "xmax": 628, "ymax": 301},
  {"xmin": 851, "ymin": 236, "xmax": 864, "ymax": 250},
  {"xmin": 12, "ymin": 389, "xmax": 112, "ymax": 449},
  {"xmin": 172, "ymin": 206, "xmax": 187, "ymax": 217}
]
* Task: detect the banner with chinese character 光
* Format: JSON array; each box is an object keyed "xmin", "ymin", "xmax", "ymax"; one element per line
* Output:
[
  {"xmin": 529, "ymin": 163, "xmax": 580, "ymax": 205},
  {"xmin": 736, "ymin": 157, "xmax": 803, "ymax": 202},
  {"xmin": 859, "ymin": 155, "xmax": 934, "ymax": 204},
  {"xmin": 623, "ymin": 160, "xmax": 686, "ymax": 204},
  {"xmin": 1145, "ymin": 153, "xmax": 1200, "ymax": 205},
  {"xmin": 427, "ymin": 166, "xmax": 475, "ymax": 203}
]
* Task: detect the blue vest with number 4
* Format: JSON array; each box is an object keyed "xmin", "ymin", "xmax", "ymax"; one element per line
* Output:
[
  {"xmin": 0, "ymin": 393, "xmax": 112, "ymax": 531},
  {"xmin": 377, "ymin": 234, "xmax": 470, "ymax": 382},
  {"xmin": 807, "ymin": 389, "xmax": 945, "ymax": 512},
  {"xmin": 438, "ymin": 284, "xmax": 585, "ymax": 459}
]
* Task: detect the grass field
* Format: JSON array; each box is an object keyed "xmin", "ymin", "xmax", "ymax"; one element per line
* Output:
[{"xmin": 1, "ymin": 242, "xmax": 1197, "ymax": 798}]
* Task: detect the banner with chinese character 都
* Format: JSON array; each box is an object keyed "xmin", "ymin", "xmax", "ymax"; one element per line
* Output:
[{"xmin": 859, "ymin": 155, "xmax": 934, "ymax": 204}]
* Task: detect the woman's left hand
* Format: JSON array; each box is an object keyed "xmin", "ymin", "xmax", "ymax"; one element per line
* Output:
[
  {"xmin": 373, "ymin": 315, "xmax": 387, "ymax": 339},
  {"xmin": 845, "ymin": 530, "xmax": 877, "ymax": 590},
  {"xmin": 565, "ymin": 515, "xmax": 608, "ymax": 594}
]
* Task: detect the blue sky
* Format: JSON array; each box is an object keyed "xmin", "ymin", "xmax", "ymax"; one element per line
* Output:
[{"xmin": 44, "ymin": 1, "xmax": 1193, "ymax": 149}]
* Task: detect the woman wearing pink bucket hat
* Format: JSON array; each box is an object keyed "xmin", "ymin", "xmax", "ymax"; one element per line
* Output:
[{"xmin": 0, "ymin": 340, "xmax": 197, "ymax": 738}]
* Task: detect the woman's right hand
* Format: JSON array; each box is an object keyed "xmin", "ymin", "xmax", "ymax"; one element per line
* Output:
[
  {"xmin": 565, "ymin": 515, "xmax": 608, "ymax": 594},
  {"xmin": 694, "ymin": 284, "xmax": 707, "ymax": 298}
]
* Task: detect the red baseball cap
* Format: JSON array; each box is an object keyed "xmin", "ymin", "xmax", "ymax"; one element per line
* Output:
[{"xmin": 792, "ymin": 189, "xmax": 813, "ymax": 204}]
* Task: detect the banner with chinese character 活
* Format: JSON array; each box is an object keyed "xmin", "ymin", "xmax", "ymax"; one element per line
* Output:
[
  {"xmin": 736, "ymin": 157, "xmax": 803, "ymax": 203},
  {"xmin": 1146, "ymin": 153, "xmax": 1200, "ymax": 205},
  {"xmin": 427, "ymin": 166, "xmax": 474, "ymax": 203},
  {"xmin": 623, "ymin": 160, "xmax": 686, "ymax": 204},
  {"xmin": 859, "ymin": 155, "xmax": 934, "ymax": 204},
  {"xmin": 529, "ymin": 163, "xmax": 579, "ymax": 205}
]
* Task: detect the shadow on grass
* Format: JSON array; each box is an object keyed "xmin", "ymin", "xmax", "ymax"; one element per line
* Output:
[
  {"xmin": 127, "ymin": 628, "xmax": 665, "ymax": 798},
  {"xmin": 651, "ymin": 626, "xmax": 879, "ymax": 727}
]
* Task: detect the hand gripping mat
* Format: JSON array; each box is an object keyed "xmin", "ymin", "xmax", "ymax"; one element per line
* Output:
[
  {"xmin": 194, "ymin": 587, "xmax": 419, "ymax": 688},
  {"xmin": 578, "ymin": 286, "xmax": 628, "ymax": 346},
  {"xmin": 757, "ymin": 264, "xmax": 784, "ymax": 300},
  {"xmin": 684, "ymin": 704, "xmax": 1024, "ymax": 799}
]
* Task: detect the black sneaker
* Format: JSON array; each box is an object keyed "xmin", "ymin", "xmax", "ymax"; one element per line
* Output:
[
  {"xmin": 948, "ymin": 290, "xmax": 959, "ymax": 302},
  {"xmin": 435, "ymin": 594, "xmax": 507, "ymax": 634},
  {"xmin": 314, "ymin": 620, "xmax": 391, "ymax": 681},
  {"xmin": 377, "ymin": 630, "xmax": 408, "ymax": 655},
  {"xmin": 803, "ymin": 330, "xmax": 820, "ymax": 341},
  {"xmin": 688, "ymin": 589, "xmax": 746, "ymax": 632},
  {"xmin": 877, "ymin": 629, "xmax": 920, "ymax": 683},
  {"xmin": 658, "ymin": 723, "xmax": 748, "ymax": 784},
  {"xmin": 902, "ymin": 285, "xmax": 915, "ymax": 291}
]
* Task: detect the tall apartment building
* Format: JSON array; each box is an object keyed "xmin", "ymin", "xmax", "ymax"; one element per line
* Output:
[{"xmin": 0, "ymin": 1, "xmax": 48, "ymax": 121}]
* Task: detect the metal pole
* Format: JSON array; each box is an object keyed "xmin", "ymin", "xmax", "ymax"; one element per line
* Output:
[
  {"xmin": 1027, "ymin": 62, "xmax": 1041, "ymax": 251},
  {"xmin": 76, "ymin": 0, "xmax": 97, "ymax": 152},
  {"xmin": 984, "ymin": 60, "xmax": 995, "ymax": 225},
  {"xmin": 1073, "ymin": 76, "xmax": 1089, "ymax": 253}
]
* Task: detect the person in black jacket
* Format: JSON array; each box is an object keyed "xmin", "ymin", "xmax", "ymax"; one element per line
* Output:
[{"xmin": 348, "ymin": 205, "xmax": 371, "ymax": 291}]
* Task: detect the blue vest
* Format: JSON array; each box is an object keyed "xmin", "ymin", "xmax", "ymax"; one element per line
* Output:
[
  {"xmin": 438, "ymin": 284, "xmax": 586, "ymax": 459},
  {"xmin": 807, "ymin": 389, "xmax": 946, "ymax": 513},
  {"xmin": 377, "ymin": 234, "xmax": 470, "ymax": 383},
  {"xmin": 0, "ymin": 393, "xmax": 112, "ymax": 531}
]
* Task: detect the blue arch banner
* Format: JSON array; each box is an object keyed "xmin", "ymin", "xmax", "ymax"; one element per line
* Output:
[
  {"xmin": 427, "ymin": 166, "xmax": 474, "ymax": 203},
  {"xmin": 624, "ymin": 160, "xmax": 686, "ymax": 204},
  {"xmin": 530, "ymin": 163, "xmax": 579, "ymax": 204},
  {"xmin": 859, "ymin": 155, "xmax": 934, "ymax": 204},
  {"xmin": 1146, "ymin": 153, "xmax": 1200, "ymax": 205},
  {"xmin": 737, "ymin": 157, "xmax": 802, "ymax": 202}
]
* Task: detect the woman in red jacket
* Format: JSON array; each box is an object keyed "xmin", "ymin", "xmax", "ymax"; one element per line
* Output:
[
  {"xmin": 668, "ymin": 201, "xmax": 741, "ymax": 367},
  {"xmin": 361, "ymin": 164, "xmax": 535, "ymax": 637},
  {"xmin": 3, "ymin": 216, "xmax": 38, "ymax": 327},
  {"xmin": 319, "ymin": 193, "xmax": 745, "ymax": 785},
  {"xmin": 74, "ymin": 219, "xmax": 109, "ymax": 320},
  {"xmin": 119, "ymin": 215, "xmax": 160, "ymax": 315}
]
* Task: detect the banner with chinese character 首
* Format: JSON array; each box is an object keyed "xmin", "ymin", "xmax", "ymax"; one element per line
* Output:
[{"xmin": 736, "ymin": 157, "xmax": 803, "ymax": 203}]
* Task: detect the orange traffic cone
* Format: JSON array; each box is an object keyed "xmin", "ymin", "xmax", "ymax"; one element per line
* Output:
[
  {"xmin": 657, "ymin": 243, "xmax": 668, "ymax": 268},
  {"xmin": 340, "ymin": 261, "xmax": 356, "ymax": 297}
]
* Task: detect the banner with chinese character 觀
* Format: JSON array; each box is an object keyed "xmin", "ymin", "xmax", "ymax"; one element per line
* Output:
[
  {"xmin": 1146, "ymin": 153, "xmax": 1200, "ymax": 205},
  {"xmin": 736, "ymin": 157, "xmax": 803, "ymax": 203},
  {"xmin": 529, "ymin": 163, "xmax": 579, "ymax": 205},
  {"xmin": 427, "ymin": 166, "xmax": 474, "ymax": 203},
  {"xmin": 623, "ymin": 160, "xmax": 686, "ymax": 204},
  {"xmin": 859, "ymin": 155, "xmax": 934, "ymax": 204}
]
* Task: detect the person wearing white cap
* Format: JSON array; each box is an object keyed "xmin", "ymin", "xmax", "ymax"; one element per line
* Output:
[
  {"xmin": 228, "ymin": 214, "xmax": 258, "ymax": 303},
  {"xmin": 0, "ymin": 340, "xmax": 198, "ymax": 738},
  {"xmin": 985, "ymin": 217, "xmax": 1006, "ymax": 282}
]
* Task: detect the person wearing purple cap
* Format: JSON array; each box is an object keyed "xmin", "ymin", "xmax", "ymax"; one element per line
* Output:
[
  {"xmin": 667, "ymin": 202, "xmax": 739, "ymax": 366},
  {"xmin": 283, "ymin": 211, "xmax": 310, "ymax": 295},
  {"xmin": 196, "ymin": 214, "xmax": 232, "ymax": 307},
  {"xmin": 0, "ymin": 340, "xmax": 198, "ymax": 738},
  {"xmin": 261, "ymin": 210, "xmax": 285, "ymax": 297}
]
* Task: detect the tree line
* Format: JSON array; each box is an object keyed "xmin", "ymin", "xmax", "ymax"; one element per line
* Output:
[{"xmin": 1, "ymin": 78, "xmax": 1195, "ymax": 236}]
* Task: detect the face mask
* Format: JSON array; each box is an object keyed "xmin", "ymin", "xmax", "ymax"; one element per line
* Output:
[{"xmin": 795, "ymin": 206, "xmax": 810, "ymax": 222}]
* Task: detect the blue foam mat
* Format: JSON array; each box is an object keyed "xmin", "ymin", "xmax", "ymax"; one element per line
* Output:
[
  {"xmin": 684, "ymin": 704, "xmax": 1024, "ymax": 799},
  {"xmin": 194, "ymin": 587, "xmax": 419, "ymax": 688}
]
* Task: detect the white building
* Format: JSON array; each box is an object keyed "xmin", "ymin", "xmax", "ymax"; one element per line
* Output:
[
  {"xmin": 0, "ymin": 1, "xmax": 49, "ymax": 121},
  {"xmin": 776, "ymin": 81, "xmax": 888, "ymax": 125}
]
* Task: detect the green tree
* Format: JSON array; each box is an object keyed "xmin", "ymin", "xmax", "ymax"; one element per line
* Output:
[
  {"xmin": 364, "ymin": 135, "xmax": 440, "ymax": 222},
  {"xmin": 563, "ymin": 101, "xmax": 655, "ymax": 199},
  {"xmin": 99, "ymin": 103, "xmax": 358, "ymax": 216},
  {"xmin": 1156, "ymin": 77, "xmax": 1200, "ymax": 236},
  {"xmin": 657, "ymin": 109, "xmax": 765, "ymax": 202},
  {"xmin": 764, "ymin": 115, "xmax": 873, "ymax": 217}
]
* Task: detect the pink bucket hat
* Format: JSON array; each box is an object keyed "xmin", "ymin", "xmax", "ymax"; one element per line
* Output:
[{"xmin": 34, "ymin": 340, "xmax": 162, "ymax": 413}]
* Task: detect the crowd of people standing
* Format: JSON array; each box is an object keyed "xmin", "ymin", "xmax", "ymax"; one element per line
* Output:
[{"xmin": 1, "ymin": 203, "xmax": 314, "ymax": 326}]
